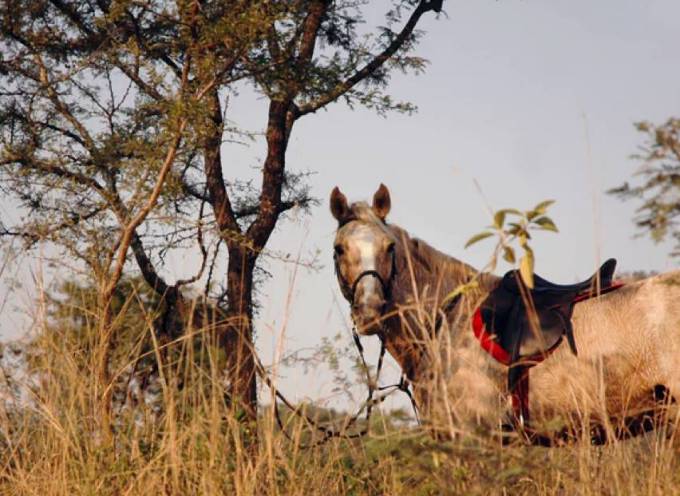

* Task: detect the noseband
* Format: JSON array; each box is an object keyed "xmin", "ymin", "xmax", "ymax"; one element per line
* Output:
[{"xmin": 334, "ymin": 248, "xmax": 397, "ymax": 308}]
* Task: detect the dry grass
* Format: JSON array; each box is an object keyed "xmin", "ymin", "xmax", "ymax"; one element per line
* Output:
[{"xmin": 1, "ymin": 282, "xmax": 679, "ymax": 496}]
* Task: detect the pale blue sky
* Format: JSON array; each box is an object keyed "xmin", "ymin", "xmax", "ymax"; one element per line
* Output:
[{"xmin": 1, "ymin": 1, "xmax": 679, "ymax": 408}]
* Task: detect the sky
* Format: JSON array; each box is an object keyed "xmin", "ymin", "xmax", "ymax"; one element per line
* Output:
[{"xmin": 1, "ymin": 0, "xmax": 679, "ymax": 410}]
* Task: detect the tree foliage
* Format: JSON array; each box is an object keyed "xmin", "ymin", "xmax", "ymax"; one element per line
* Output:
[{"xmin": 610, "ymin": 118, "xmax": 680, "ymax": 257}]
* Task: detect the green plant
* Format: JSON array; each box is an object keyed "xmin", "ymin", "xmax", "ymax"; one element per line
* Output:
[{"xmin": 465, "ymin": 200, "xmax": 558, "ymax": 288}]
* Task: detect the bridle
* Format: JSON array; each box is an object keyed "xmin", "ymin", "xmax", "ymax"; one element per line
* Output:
[
  {"xmin": 334, "ymin": 244, "xmax": 397, "ymax": 311},
  {"xmin": 333, "ymin": 237, "xmax": 420, "ymax": 424}
]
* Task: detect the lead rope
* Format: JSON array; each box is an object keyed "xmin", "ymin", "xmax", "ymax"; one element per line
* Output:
[
  {"xmin": 259, "ymin": 322, "xmax": 419, "ymax": 449},
  {"xmin": 261, "ymin": 251, "xmax": 418, "ymax": 447},
  {"xmin": 354, "ymin": 329, "xmax": 421, "ymax": 427}
]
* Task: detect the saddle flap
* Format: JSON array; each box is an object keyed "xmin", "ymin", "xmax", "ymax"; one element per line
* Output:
[
  {"xmin": 478, "ymin": 258, "xmax": 619, "ymax": 363},
  {"xmin": 480, "ymin": 286, "xmax": 563, "ymax": 361},
  {"xmin": 513, "ymin": 309, "xmax": 565, "ymax": 357}
]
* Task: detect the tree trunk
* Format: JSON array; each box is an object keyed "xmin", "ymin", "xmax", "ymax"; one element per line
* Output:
[
  {"xmin": 222, "ymin": 244, "xmax": 258, "ymax": 421},
  {"xmin": 219, "ymin": 99, "xmax": 289, "ymax": 422}
]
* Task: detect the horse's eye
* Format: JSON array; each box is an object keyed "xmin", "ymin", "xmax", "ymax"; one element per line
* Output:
[
  {"xmin": 387, "ymin": 243, "xmax": 395, "ymax": 254},
  {"xmin": 334, "ymin": 245, "xmax": 344, "ymax": 257}
]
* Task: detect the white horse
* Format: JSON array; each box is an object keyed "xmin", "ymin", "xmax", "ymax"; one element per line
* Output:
[{"xmin": 331, "ymin": 184, "xmax": 680, "ymax": 442}]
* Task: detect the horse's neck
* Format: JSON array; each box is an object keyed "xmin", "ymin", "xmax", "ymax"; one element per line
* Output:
[
  {"xmin": 390, "ymin": 228, "xmax": 478, "ymax": 306},
  {"xmin": 382, "ymin": 226, "xmax": 494, "ymax": 381}
]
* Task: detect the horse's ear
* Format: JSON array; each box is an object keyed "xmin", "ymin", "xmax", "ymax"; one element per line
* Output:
[
  {"xmin": 330, "ymin": 186, "xmax": 350, "ymax": 223},
  {"xmin": 372, "ymin": 183, "xmax": 391, "ymax": 221}
]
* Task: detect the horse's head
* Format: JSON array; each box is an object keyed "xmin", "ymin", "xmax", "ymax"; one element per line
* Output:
[{"xmin": 330, "ymin": 184, "xmax": 397, "ymax": 335}]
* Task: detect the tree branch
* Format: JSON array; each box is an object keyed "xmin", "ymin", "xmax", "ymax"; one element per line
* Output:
[
  {"xmin": 296, "ymin": 0, "xmax": 440, "ymax": 118},
  {"xmin": 0, "ymin": 206, "xmax": 103, "ymax": 246},
  {"xmin": 244, "ymin": 99, "xmax": 288, "ymax": 250},
  {"xmin": 1, "ymin": 155, "xmax": 107, "ymax": 195},
  {"xmin": 295, "ymin": 1, "xmax": 328, "ymax": 74},
  {"xmin": 101, "ymin": 116, "xmax": 187, "ymax": 310},
  {"xmin": 128, "ymin": 231, "xmax": 172, "ymax": 297},
  {"xmin": 240, "ymin": 2, "xmax": 329, "ymax": 251},
  {"xmin": 176, "ymin": 197, "xmax": 208, "ymax": 288},
  {"xmin": 204, "ymin": 89, "xmax": 241, "ymax": 237}
]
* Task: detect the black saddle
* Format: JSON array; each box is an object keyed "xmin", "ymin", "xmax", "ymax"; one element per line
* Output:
[{"xmin": 479, "ymin": 259, "xmax": 618, "ymax": 402}]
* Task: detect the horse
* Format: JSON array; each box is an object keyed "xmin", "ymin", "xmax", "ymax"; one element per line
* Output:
[{"xmin": 330, "ymin": 184, "xmax": 680, "ymax": 443}]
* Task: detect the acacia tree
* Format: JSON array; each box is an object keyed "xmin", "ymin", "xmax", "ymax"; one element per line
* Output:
[
  {"xmin": 0, "ymin": 0, "xmax": 281, "ymax": 432},
  {"xmin": 0, "ymin": 0, "xmax": 444, "ymax": 426},
  {"xmin": 610, "ymin": 118, "xmax": 680, "ymax": 257}
]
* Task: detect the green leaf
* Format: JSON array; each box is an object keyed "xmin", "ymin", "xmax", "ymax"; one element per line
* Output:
[
  {"xmin": 533, "ymin": 216, "xmax": 559, "ymax": 232},
  {"xmin": 494, "ymin": 209, "xmax": 522, "ymax": 228},
  {"xmin": 520, "ymin": 252, "xmax": 534, "ymax": 289},
  {"xmin": 503, "ymin": 246, "xmax": 516, "ymax": 264},
  {"xmin": 533, "ymin": 199, "xmax": 555, "ymax": 215},
  {"xmin": 464, "ymin": 231, "xmax": 494, "ymax": 248},
  {"xmin": 493, "ymin": 210, "xmax": 506, "ymax": 229},
  {"xmin": 518, "ymin": 232, "xmax": 529, "ymax": 247},
  {"xmin": 498, "ymin": 208, "xmax": 522, "ymax": 216},
  {"xmin": 507, "ymin": 222, "xmax": 522, "ymax": 236}
]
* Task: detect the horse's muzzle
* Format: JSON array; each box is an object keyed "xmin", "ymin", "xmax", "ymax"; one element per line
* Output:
[
  {"xmin": 349, "ymin": 271, "xmax": 388, "ymax": 335},
  {"xmin": 351, "ymin": 302, "xmax": 385, "ymax": 335}
]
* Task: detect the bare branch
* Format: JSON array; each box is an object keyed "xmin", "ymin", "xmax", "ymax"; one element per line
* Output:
[
  {"xmin": 0, "ymin": 155, "xmax": 107, "ymax": 196},
  {"xmin": 176, "ymin": 195, "xmax": 209, "ymax": 288}
]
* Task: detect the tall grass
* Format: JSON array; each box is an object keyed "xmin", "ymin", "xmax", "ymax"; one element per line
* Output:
[{"xmin": 1, "ymin": 279, "xmax": 679, "ymax": 495}]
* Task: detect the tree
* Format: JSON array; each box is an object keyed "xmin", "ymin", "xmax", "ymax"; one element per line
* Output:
[
  {"xmin": 610, "ymin": 118, "xmax": 680, "ymax": 257},
  {"xmin": 0, "ymin": 0, "xmax": 444, "ymax": 429},
  {"xmin": 0, "ymin": 0, "xmax": 279, "ymax": 434}
]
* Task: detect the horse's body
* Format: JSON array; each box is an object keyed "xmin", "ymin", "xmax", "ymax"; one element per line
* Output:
[{"xmin": 331, "ymin": 185, "xmax": 680, "ymax": 438}]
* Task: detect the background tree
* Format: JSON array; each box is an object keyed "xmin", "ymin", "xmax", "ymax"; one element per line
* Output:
[
  {"xmin": 0, "ymin": 0, "xmax": 444, "ymax": 427},
  {"xmin": 610, "ymin": 118, "xmax": 680, "ymax": 257}
]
